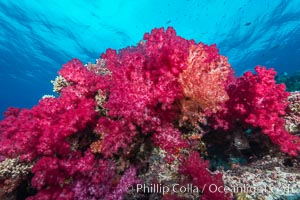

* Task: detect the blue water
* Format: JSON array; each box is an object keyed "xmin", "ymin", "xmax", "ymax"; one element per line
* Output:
[{"xmin": 1, "ymin": 0, "xmax": 300, "ymax": 118}]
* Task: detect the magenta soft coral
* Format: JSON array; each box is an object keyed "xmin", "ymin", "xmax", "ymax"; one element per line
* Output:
[
  {"xmin": 101, "ymin": 27, "xmax": 191, "ymax": 154},
  {"xmin": 214, "ymin": 66, "xmax": 300, "ymax": 156},
  {"xmin": 181, "ymin": 152, "xmax": 232, "ymax": 200},
  {"xmin": 105, "ymin": 166, "xmax": 140, "ymax": 200},
  {"xmin": 95, "ymin": 117, "xmax": 138, "ymax": 157},
  {"xmin": 29, "ymin": 150, "xmax": 123, "ymax": 200},
  {"xmin": 102, "ymin": 27, "xmax": 192, "ymax": 122},
  {"xmin": 0, "ymin": 59, "xmax": 100, "ymax": 161},
  {"xmin": 0, "ymin": 88, "xmax": 97, "ymax": 161},
  {"xmin": 59, "ymin": 58, "xmax": 105, "ymax": 96}
]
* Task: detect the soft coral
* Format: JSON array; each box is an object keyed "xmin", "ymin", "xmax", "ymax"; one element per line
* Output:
[{"xmin": 213, "ymin": 66, "xmax": 300, "ymax": 156}]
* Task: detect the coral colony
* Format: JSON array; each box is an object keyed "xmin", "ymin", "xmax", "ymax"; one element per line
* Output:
[{"xmin": 0, "ymin": 27, "xmax": 299, "ymax": 200}]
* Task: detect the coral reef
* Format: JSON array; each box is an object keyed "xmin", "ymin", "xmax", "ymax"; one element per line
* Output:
[
  {"xmin": 0, "ymin": 158, "xmax": 33, "ymax": 199},
  {"xmin": 0, "ymin": 27, "xmax": 299, "ymax": 200},
  {"xmin": 284, "ymin": 92, "xmax": 300, "ymax": 134},
  {"xmin": 222, "ymin": 154, "xmax": 300, "ymax": 200}
]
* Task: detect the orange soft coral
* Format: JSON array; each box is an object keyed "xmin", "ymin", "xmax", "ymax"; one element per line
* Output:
[{"xmin": 179, "ymin": 43, "xmax": 232, "ymax": 113}]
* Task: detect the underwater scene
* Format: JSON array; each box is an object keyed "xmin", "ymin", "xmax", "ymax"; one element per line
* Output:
[{"xmin": 0, "ymin": 0, "xmax": 299, "ymax": 200}]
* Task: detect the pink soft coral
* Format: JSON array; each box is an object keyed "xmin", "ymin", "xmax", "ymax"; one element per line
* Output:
[
  {"xmin": 213, "ymin": 66, "xmax": 300, "ymax": 156},
  {"xmin": 181, "ymin": 152, "xmax": 232, "ymax": 200},
  {"xmin": 0, "ymin": 59, "xmax": 102, "ymax": 161},
  {"xmin": 29, "ymin": 150, "xmax": 122, "ymax": 200},
  {"xmin": 100, "ymin": 27, "xmax": 191, "ymax": 154},
  {"xmin": 94, "ymin": 117, "xmax": 138, "ymax": 157}
]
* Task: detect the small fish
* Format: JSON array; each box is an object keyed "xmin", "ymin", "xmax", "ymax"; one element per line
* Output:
[
  {"xmin": 244, "ymin": 22, "xmax": 251, "ymax": 26},
  {"xmin": 234, "ymin": 132, "xmax": 250, "ymax": 150}
]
